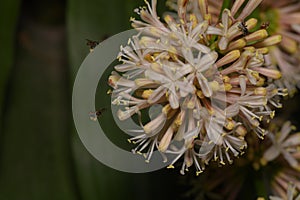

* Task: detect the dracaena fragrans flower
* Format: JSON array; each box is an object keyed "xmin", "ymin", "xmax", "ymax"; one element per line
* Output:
[
  {"xmin": 108, "ymin": 0, "xmax": 284, "ymax": 174},
  {"xmin": 269, "ymin": 183, "xmax": 300, "ymax": 200},
  {"xmin": 258, "ymin": 183, "xmax": 300, "ymax": 200},
  {"xmin": 258, "ymin": 121, "xmax": 300, "ymax": 199},
  {"xmin": 168, "ymin": 0, "xmax": 300, "ymax": 96},
  {"xmin": 261, "ymin": 121, "xmax": 300, "ymax": 171},
  {"xmin": 258, "ymin": 0, "xmax": 300, "ymax": 96},
  {"xmin": 182, "ymin": 119, "xmax": 300, "ymax": 199},
  {"xmin": 269, "ymin": 167, "xmax": 300, "ymax": 199}
]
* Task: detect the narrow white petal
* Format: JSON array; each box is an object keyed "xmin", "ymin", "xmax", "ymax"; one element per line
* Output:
[
  {"xmin": 114, "ymin": 63, "xmax": 137, "ymax": 72},
  {"xmin": 278, "ymin": 121, "xmax": 292, "ymax": 143},
  {"xmin": 196, "ymin": 51, "xmax": 218, "ymax": 72},
  {"xmin": 225, "ymin": 103, "xmax": 240, "ymax": 117},
  {"xmin": 263, "ymin": 146, "xmax": 280, "ymax": 161},
  {"xmin": 197, "ymin": 72, "xmax": 213, "ymax": 97},
  {"xmin": 239, "ymin": 75, "xmax": 247, "ymax": 96},
  {"xmin": 219, "ymin": 37, "xmax": 229, "ymax": 51},
  {"xmin": 205, "ymin": 121, "xmax": 223, "ymax": 145},
  {"xmin": 282, "ymin": 133, "xmax": 300, "ymax": 148},
  {"xmin": 145, "ymin": 69, "xmax": 169, "ymax": 83},
  {"xmin": 175, "ymin": 64, "xmax": 193, "ymax": 79},
  {"xmin": 282, "ymin": 151, "xmax": 298, "ymax": 168},
  {"xmin": 222, "ymin": 9, "xmax": 230, "ymax": 31},
  {"xmin": 207, "ymin": 26, "xmax": 223, "ymax": 35},
  {"xmin": 193, "ymin": 43, "xmax": 211, "ymax": 53},
  {"xmin": 148, "ymin": 86, "xmax": 166, "ymax": 103}
]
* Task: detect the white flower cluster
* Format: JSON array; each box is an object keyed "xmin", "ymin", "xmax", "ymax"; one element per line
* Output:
[{"xmin": 108, "ymin": 0, "xmax": 286, "ymax": 175}]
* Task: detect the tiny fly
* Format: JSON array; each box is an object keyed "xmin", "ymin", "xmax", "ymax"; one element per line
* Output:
[
  {"xmin": 238, "ymin": 21, "xmax": 249, "ymax": 36},
  {"xmin": 89, "ymin": 108, "xmax": 106, "ymax": 121},
  {"xmin": 86, "ymin": 39, "xmax": 99, "ymax": 52}
]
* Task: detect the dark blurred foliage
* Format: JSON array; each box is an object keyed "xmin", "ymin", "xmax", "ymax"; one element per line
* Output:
[
  {"xmin": 0, "ymin": 0, "xmax": 185, "ymax": 199},
  {"xmin": 1, "ymin": 0, "xmax": 300, "ymax": 199}
]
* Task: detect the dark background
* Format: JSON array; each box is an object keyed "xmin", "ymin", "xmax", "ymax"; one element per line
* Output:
[
  {"xmin": 1, "ymin": 0, "xmax": 300, "ymax": 199},
  {"xmin": 0, "ymin": 0, "xmax": 186, "ymax": 199}
]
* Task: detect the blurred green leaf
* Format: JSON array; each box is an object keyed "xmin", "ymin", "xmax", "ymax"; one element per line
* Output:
[
  {"xmin": 67, "ymin": 0, "xmax": 141, "ymax": 78},
  {"xmin": 66, "ymin": 0, "xmax": 147, "ymax": 200},
  {"xmin": 0, "ymin": 0, "xmax": 21, "ymax": 127},
  {"xmin": 67, "ymin": 1, "xmax": 182, "ymax": 199},
  {"xmin": 0, "ymin": 19, "xmax": 78, "ymax": 199}
]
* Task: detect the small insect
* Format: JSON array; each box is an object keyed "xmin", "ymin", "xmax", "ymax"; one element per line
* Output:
[
  {"xmin": 260, "ymin": 21, "xmax": 270, "ymax": 29},
  {"xmin": 86, "ymin": 39, "xmax": 99, "ymax": 52},
  {"xmin": 238, "ymin": 21, "xmax": 249, "ymax": 36},
  {"xmin": 89, "ymin": 108, "xmax": 106, "ymax": 121}
]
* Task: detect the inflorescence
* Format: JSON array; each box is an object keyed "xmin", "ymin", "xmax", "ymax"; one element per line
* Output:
[{"xmin": 108, "ymin": 0, "xmax": 289, "ymax": 175}]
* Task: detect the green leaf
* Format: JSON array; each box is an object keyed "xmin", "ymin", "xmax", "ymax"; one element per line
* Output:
[
  {"xmin": 0, "ymin": 16, "xmax": 78, "ymax": 199},
  {"xmin": 66, "ymin": 1, "xmax": 152, "ymax": 199},
  {"xmin": 0, "ymin": 0, "xmax": 21, "ymax": 127},
  {"xmin": 67, "ymin": 0, "xmax": 141, "ymax": 78},
  {"xmin": 67, "ymin": 1, "xmax": 183, "ymax": 199}
]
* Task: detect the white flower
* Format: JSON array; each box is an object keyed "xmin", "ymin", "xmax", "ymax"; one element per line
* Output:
[
  {"xmin": 270, "ymin": 183, "xmax": 300, "ymax": 200},
  {"xmin": 262, "ymin": 121, "xmax": 300, "ymax": 170},
  {"xmin": 108, "ymin": 0, "xmax": 284, "ymax": 174}
]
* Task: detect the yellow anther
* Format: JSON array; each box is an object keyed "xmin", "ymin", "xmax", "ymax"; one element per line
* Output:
[
  {"xmin": 127, "ymin": 38, "xmax": 131, "ymax": 45},
  {"xmin": 251, "ymin": 71, "xmax": 260, "ymax": 79},
  {"xmin": 270, "ymin": 111, "xmax": 275, "ymax": 119},
  {"xmin": 196, "ymin": 90, "xmax": 204, "ymax": 99},
  {"xmin": 257, "ymin": 197, "xmax": 266, "ymax": 200},
  {"xmin": 224, "ymin": 83, "xmax": 233, "ymax": 91},
  {"xmin": 196, "ymin": 171, "xmax": 203, "ymax": 176},
  {"xmin": 260, "ymin": 158, "xmax": 268, "ymax": 166},
  {"xmin": 165, "ymin": 91, "xmax": 169, "ymax": 98},
  {"xmin": 222, "ymin": 75, "xmax": 230, "ymax": 83},
  {"xmin": 225, "ymin": 120, "xmax": 235, "ymax": 130},
  {"xmin": 162, "ymin": 104, "xmax": 172, "ymax": 115},
  {"xmin": 209, "ymin": 81, "xmax": 220, "ymax": 91},
  {"xmin": 174, "ymin": 113, "xmax": 183, "ymax": 127},
  {"xmin": 253, "ymin": 162, "xmax": 260, "ymax": 171},
  {"xmin": 256, "ymin": 77, "xmax": 265, "ymax": 86},
  {"xmin": 142, "ymin": 89, "xmax": 153, "ymax": 99},
  {"xmin": 167, "ymin": 165, "xmax": 175, "ymax": 169},
  {"xmin": 254, "ymin": 87, "xmax": 267, "ymax": 96},
  {"xmin": 187, "ymin": 100, "xmax": 195, "ymax": 109},
  {"xmin": 220, "ymin": 161, "xmax": 226, "ymax": 165},
  {"xmin": 189, "ymin": 14, "xmax": 198, "ymax": 28},
  {"xmin": 107, "ymin": 89, "xmax": 112, "ymax": 95}
]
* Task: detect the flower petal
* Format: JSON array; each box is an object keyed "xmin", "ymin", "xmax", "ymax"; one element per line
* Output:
[
  {"xmin": 197, "ymin": 72, "xmax": 213, "ymax": 97},
  {"xmin": 263, "ymin": 145, "xmax": 280, "ymax": 162}
]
